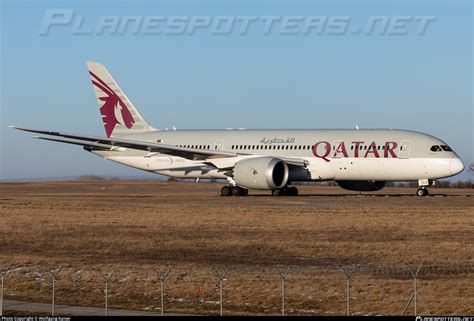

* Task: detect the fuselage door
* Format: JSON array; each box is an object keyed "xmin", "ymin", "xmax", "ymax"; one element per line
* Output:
[
  {"xmin": 399, "ymin": 140, "xmax": 412, "ymax": 159},
  {"xmin": 214, "ymin": 140, "xmax": 224, "ymax": 151}
]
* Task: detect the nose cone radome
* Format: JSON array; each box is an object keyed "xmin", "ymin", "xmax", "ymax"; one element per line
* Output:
[{"xmin": 450, "ymin": 158, "xmax": 465, "ymax": 175}]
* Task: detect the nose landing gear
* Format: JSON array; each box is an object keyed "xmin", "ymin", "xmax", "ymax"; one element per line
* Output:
[
  {"xmin": 416, "ymin": 187, "xmax": 429, "ymax": 197},
  {"xmin": 416, "ymin": 179, "xmax": 433, "ymax": 197}
]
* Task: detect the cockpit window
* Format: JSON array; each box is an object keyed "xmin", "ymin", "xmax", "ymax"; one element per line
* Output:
[
  {"xmin": 430, "ymin": 145, "xmax": 442, "ymax": 152},
  {"xmin": 440, "ymin": 145, "xmax": 452, "ymax": 152}
]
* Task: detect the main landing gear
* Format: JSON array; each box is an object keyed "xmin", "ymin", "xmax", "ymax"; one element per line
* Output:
[
  {"xmin": 272, "ymin": 186, "xmax": 298, "ymax": 196},
  {"xmin": 220, "ymin": 185, "xmax": 248, "ymax": 196},
  {"xmin": 219, "ymin": 186, "xmax": 299, "ymax": 196}
]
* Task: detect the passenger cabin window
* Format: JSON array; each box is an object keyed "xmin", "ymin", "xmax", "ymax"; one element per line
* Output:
[{"xmin": 430, "ymin": 145, "xmax": 442, "ymax": 152}]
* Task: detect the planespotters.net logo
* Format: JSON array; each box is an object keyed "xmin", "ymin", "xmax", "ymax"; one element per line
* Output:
[
  {"xmin": 416, "ymin": 317, "xmax": 474, "ymax": 321},
  {"xmin": 39, "ymin": 9, "xmax": 437, "ymax": 36}
]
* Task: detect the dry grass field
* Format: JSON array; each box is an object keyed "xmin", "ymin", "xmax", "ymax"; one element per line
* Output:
[{"xmin": 0, "ymin": 180, "xmax": 472, "ymax": 315}]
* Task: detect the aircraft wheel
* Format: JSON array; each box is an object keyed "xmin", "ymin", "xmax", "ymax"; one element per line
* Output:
[
  {"xmin": 231, "ymin": 186, "xmax": 244, "ymax": 196},
  {"xmin": 288, "ymin": 186, "xmax": 299, "ymax": 196},
  {"xmin": 272, "ymin": 187, "xmax": 298, "ymax": 196},
  {"xmin": 220, "ymin": 186, "xmax": 232, "ymax": 196},
  {"xmin": 272, "ymin": 189, "xmax": 282, "ymax": 196},
  {"xmin": 416, "ymin": 187, "xmax": 428, "ymax": 197}
]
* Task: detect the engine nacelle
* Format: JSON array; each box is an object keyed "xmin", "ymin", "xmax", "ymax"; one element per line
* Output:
[
  {"xmin": 233, "ymin": 157, "xmax": 289, "ymax": 189},
  {"xmin": 336, "ymin": 180, "xmax": 386, "ymax": 191}
]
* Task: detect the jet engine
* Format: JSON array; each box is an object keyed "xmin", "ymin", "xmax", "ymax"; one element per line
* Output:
[
  {"xmin": 336, "ymin": 180, "xmax": 386, "ymax": 191},
  {"xmin": 233, "ymin": 157, "xmax": 289, "ymax": 189}
]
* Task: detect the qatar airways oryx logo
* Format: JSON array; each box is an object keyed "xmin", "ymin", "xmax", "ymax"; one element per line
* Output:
[
  {"xmin": 89, "ymin": 71, "xmax": 135, "ymax": 137},
  {"xmin": 312, "ymin": 141, "xmax": 398, "ymax": 162}
]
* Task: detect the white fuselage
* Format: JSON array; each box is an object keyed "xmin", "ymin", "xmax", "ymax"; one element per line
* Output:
[{"xmin": 91, "ymin": 129, "xmax": 464, "ymax": 183}]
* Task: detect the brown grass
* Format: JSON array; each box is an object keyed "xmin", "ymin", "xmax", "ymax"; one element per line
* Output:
[{"xmin": 0, "ymin": 180, "xmax": 472, "ymax": 315}]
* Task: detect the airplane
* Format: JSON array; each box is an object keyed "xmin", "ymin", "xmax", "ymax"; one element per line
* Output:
[{"xmin": 11, "ymin": 61, "xmax": 465, "ymax": 197}]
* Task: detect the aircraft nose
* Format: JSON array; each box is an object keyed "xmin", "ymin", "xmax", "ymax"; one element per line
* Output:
[{"xmin": 450, "ymin": 158, "xmax": 464, "ymax": 175}]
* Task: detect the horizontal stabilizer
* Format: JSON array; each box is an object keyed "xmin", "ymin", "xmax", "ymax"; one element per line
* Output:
[{"xmin": 32, "ymin": 136, "xmax": 112, "ymax": 150}]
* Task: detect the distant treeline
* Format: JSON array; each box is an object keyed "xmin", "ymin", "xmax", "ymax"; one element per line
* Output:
[
  {"xmin": 77, "ymin": 175, "xmax": 123, "ymax": 181},
  {"xmin": 78, "ymin": 175, "xmax": 108, "ymax": 180},
  {"xmin": 386, "ymin": 180, "xmax": 474, "ymax": 189},
  {"xmin": 320, "ymin": 180, "xmax": 474, "ymax": 189}
]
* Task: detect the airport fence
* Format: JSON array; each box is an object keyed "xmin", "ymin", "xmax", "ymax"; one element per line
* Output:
[{"xmin": 1, "ymin": 262, "xmax": 473, "ymax": 316}]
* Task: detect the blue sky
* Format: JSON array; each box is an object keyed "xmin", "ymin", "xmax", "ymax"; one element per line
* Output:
[{"xmin": 1, "ymin": 0, "xmax": 472, "ymax": 180}]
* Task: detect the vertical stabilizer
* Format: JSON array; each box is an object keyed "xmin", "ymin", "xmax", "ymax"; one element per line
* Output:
[{"xmin": 86, "ymin": 61, "xmax": 155, "ymax": 137}]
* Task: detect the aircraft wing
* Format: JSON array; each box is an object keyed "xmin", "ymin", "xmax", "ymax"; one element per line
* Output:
[
  {"xmin": 11, "ymin": 126, "xmax": 237, "ymax": 161},
  {"xmin": 12, "ymin": 126, "xmax": 310, "ymax": 167}
]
